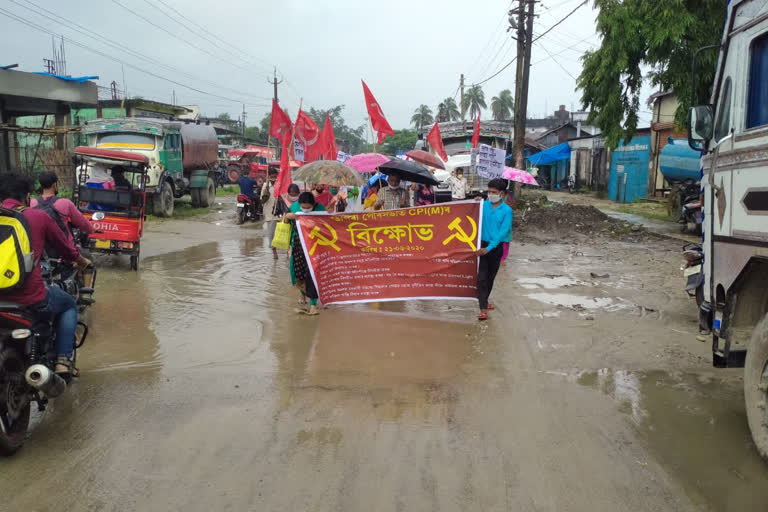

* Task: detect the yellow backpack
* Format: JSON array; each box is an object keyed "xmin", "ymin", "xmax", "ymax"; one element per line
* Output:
[{"xmin": 0, "ymin": 207, "xmax": 35, "ymax": 290}]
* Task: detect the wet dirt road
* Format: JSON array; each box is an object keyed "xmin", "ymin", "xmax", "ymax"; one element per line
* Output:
[{"xmin": 1, "ymin": 202, "xmax": 767, "ymax": 511}]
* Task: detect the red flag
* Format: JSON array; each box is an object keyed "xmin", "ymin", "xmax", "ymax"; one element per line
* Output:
[
  {"xmin": 269, "ymin": 99, "xmax": 292, "ymax": 144},
  {"xmin": 471, "ymin": 113, "xmax": 481, "ymax": 149},
  {"xmin": 362, "ymin": 80, "xmax": 395, "ymax": 145},
  {"xmin": 426, "ymin": 121, "xmax": 448, "ymax": 162},
  {"xmin": 322, "ymin": 113, "xmax": 338, "ymax": 161},
  {"xmin": 294, "ymin": 109, "xmax": 322, "ymax": 162},
  {"xmin": 273, "ymin": 140, "xmax": 292, "ymax": 196}
]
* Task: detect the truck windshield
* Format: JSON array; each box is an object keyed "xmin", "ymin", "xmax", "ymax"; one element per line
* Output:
[{"xmin": 96, "ymin": 133, "xmax": 156, "ymax": 150}]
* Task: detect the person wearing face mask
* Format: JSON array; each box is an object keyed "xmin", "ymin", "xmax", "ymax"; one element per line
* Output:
[
  {"xmin": 476, "ymin": 178, "xmax": 513, "ymax": 321},
  {"xmin": 283, "ymin": 192, "xmax": 326, "ymax": 315},
  {"xmin": 327, "ymin": 186, "xmax": 348, "ymax": 213},
  {"xmin": 447, "ymin": 168, "xmax": 469, "ymax": 201},
  {"xmin": 374, "ymin": 174, "xmax": 408, "ymax": 210},
  {"xmin": 312, "ymin": 184, "xmax": 332, "ymax": 207}
]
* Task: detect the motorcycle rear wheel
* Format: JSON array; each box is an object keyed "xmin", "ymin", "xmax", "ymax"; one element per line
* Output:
[
  {"xmin": 237, "ymin": 208, "xmax": 247, "ymax": 225},
  {"xmin": 0, "ymin": 347, "xmax": 31, "ymax": 456}
]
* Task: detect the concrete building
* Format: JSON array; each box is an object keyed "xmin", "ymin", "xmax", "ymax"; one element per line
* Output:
[{"xmin": 647, "ymin": 90, "xmax": 687, "ymax": 196}]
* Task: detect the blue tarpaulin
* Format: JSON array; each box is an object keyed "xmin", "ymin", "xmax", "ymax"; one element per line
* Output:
[
  {"xmin": 529, "ymin": 142, "xmax": 571, "ymax": 166},
  {"xmin": 33, "ymin": 72, "xmax": 98, "ymax": 82}
]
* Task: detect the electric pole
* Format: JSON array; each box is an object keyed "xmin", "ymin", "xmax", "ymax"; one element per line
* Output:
[
  {"xmin": 268, "ymin": 67, "xmax": 283, "ymax": 104},
  {"xmin": 241, "ymin": 104, "xmax": 247, "ymax": 138},
  {"xmin": 460, "ymin": 73, "xmax": 465, "ymax": 121},
  {"xmin": 511, "ymin": 0, "xmax": 536, "ymax": 170}
]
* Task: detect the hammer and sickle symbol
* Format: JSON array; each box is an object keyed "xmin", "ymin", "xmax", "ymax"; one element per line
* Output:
[
  {"xmin": 309, "ymin": 223, "xmax": 341, "ymax": 255},
  {"xmin": 442, "ymin": 216, "xmax": 478, "ymax": 251}
]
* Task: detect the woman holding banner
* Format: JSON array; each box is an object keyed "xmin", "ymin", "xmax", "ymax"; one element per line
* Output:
[{"xmin": 283, "ymin": 192, "xmax": 326, "ymax": 316}]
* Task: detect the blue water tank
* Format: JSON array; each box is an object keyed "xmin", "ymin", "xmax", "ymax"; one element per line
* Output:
[{"xmin": 659, "ymin": 137, "xmax": 701, "ymax": 184}]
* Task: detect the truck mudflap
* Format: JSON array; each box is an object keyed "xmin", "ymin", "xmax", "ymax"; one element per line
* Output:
[{"xmin": 189, "ymin": 169, "xmax": 209, "ymax": 188}]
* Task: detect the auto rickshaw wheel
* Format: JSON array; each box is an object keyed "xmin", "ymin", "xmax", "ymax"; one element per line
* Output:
[{"xmin": 130, "ymin": 243, "xmax": 140, "ymax": 271}]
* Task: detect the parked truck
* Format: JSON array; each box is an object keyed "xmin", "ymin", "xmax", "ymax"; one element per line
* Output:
[
  {"xmin": 81, "ymin": 118, "xmax": 219, "ymax": 217},
  {"xmin": 687, "ymin": 0, "xmax": 768, "ymax": 460}
]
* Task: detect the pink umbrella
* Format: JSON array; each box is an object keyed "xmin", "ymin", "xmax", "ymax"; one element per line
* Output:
[
  {"xmin": 503, "ymin": 166, "xmax": 539, "ymax": 186},
  {"xmin": 345, "ymin": 153, "xmax": 390, "ymax": 173}
]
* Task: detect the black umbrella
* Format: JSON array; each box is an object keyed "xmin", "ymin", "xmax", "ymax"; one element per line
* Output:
[{"xmin": 378, "ymin": 159, "xmax": 440, "ymax": 186}]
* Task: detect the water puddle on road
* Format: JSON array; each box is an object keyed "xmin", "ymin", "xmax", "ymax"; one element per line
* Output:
[
  {"xmin": 517, "ymin": 276, "xmax": 587, "ymax": 289},
  {"xmin": 577, "ymin": 369, "xmax": 768, "ymax": 510},
  {"xmin": 526, "ymin": 293, "xmax": 616, "ymax": 310}
]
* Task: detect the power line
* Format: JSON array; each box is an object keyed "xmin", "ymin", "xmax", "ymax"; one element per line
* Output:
[
  {"xmin": 466, "ymin": 0, "xmax": 516, "ymax": 79},
  {"xmin": 534, "ymin": 42, "xmax": 577, "ymax": 80},
  {"xmin": 10, "ymin": 0, "xmax": 270, "ymax": 103},
  {"xmin": 0, "ymin": 7, "xmax": 265, "ymax": 106},
  {"xmin": 472, "ymin": 56, "xmax": 518, "ymax": 87},
  {"xmin": 531, "ymin": 34, "xmax": 594, "ymax": 65},
  {"xmin": 473, "ymin": 36, "xmax": 514, "ymax": 85},
  {"xmin": 109, "ymin": 0, "xmax": 255, "ymax": 74},
  {"xmin": 531, "ymin": 0, "xmax": 588, "ymax": 44}
]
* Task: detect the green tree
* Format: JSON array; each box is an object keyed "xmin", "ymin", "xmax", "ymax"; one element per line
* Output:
[
  {"xmin": 462, "ymin": 85, "xmax": 486, "ymax": 120},
  {"xmin": 577, "ymin": 0, "xmax": 726, "ymax": 149},
  {"xmin": 217, "ymin": 112, "xmax": 231, "ymax": 120},
  {"xmin": 410, "ymin": 104, "xmax": 434, "ymax": 130},
  {"xmin": 437, "ymin": 97, "xmax": 460, "ymax": 122},
  {"xmin": 244, "ymin": 125, "xmax": 260, "ymax": 142},
  {"xmin": 490, "ymin": 89, "xmax": 514, "ymax": 121}
]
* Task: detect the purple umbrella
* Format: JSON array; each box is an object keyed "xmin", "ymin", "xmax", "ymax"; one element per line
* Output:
[{"xmin": 346, "ymin": 153, "xmax": 390, "ymax": 173}]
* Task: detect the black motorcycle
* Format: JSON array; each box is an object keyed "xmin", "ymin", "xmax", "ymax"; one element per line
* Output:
[
  {"xmin": 0, "ymin": 260, "xmax": 95, "ymax": 455},
  {"xmin": 681, "ymin": 243, "xmax": 704, "ymax": 306},
  {"xmin": 677, "ymin": 181, "xmax": 702, "ymax": 234}
]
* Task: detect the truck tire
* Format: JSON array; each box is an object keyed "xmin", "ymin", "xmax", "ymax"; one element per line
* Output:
[
  {"xmin": 200, "ymin": 177, "xmax": 215, "ymax": 208},
  {"xmin": 190, "ymin": 187, "xmax": 202, "ymax": 208},
  {"xmin": 744, "ymin": 313, "xmax": 768, "ymax": 461},
  {"xmin": 153, "ymin": 181, "xmax": 174, "ymax": 217}
]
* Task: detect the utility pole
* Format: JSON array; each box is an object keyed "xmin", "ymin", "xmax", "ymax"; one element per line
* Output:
[
  {"xmin": 268, "ymin": 67, "xmax": 283, "ymax": 104},
  {"xmin": 241, "ymin": 104, "xmax": 247, "ymax": 138},
  {"xmin": 511, "ymin": 0, "xmax": 536, "ymax": 171},
  {"xmin": 460, "ymin": 73, "xmax": 466, "ymax": 122}
]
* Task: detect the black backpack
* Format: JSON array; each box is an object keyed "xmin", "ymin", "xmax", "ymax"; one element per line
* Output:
[{"xmin": 35, "ymin": 196, "xmax": 68, "ymax": 236}]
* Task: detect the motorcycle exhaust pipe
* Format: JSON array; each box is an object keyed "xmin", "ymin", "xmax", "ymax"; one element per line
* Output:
[{"xmin": 24, "ymin": 364, "xmax": 66, "ymax": 398}]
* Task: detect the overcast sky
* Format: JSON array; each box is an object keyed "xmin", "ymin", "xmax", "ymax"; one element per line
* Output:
[{"xmin": 1, "ymin": 0, "xmax": 654, "ymax": 134}]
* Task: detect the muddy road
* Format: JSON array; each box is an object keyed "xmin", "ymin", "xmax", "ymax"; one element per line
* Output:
[{"xmin": 1, "ymin": 200, "xmax": 767, "ymax": 511}]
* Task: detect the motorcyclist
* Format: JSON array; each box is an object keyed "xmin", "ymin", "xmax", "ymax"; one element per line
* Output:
[
  {"xmin": 32, "ymin": 171, "xmax": 93, "ymax": 243},
  {"xmin": 0, "ymin": 172, "xmax": 91, "ymax": 380},
  {"xmin": 238, "ymin": 174, "xmax": 259, "ymax": 217}
]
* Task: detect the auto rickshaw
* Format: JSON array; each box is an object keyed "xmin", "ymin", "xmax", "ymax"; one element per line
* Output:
[{"xmin": 72, "ymin": 146, "xmax": 147, "ymax": 271}]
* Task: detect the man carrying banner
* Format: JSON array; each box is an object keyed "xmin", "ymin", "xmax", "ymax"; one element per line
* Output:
[
  {"xmin": 476, "ymin": 178, "xmax": 512, "ymax": 321},
  {"xmin": 374, "ymin": 175, "xmax": 408, "ymax": 210}
]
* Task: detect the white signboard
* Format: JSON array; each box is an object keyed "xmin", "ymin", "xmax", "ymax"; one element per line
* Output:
[
  {"xmin": 336, "ymin": 151, "xmax": 350, "ymax": 163},
  {"xmin": 475, "ymin": 144, "xmax": 506, "ymax": 179},
  {"xmin": 293, "ymin": 138, "xmax": 305, "ymax": 162}
]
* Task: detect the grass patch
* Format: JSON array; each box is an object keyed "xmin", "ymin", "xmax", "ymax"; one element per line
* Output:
[
  {"xmin": 613, "ymin": 201, "xmax": 671, "ymax": 222},
  {"xmin": 146, "ymin": 200, "xmax": 212, "ymax": 221},
  {"xmin": 217, "ymin": 185, "xmax": 239, "ymax": 195}
]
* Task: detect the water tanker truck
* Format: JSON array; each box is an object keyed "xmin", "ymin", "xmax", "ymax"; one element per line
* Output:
[{"xmin": 81, "ymin": 118, "xmax": 219, "ymax": 217}]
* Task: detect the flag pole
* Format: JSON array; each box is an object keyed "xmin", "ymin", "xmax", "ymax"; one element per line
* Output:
[{"xmin": 294, "ymin": 98, "xmax": 302, "ymax": 189}]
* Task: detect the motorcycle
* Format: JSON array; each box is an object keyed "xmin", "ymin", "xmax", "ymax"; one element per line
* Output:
[
  {"xmin": 236, "ymin": 194, "xmax": 262, "ymax": 225},
  {"xmin": 681, "ymin": 243, "xmax": 704, "ymax": 307},
  {"xmin": 677, "ymin": 181, "xmax": 702, "ymax": 234},
  {"xmin": 0, "ymin": 259, "xmax": 95, "ymax": 455}
]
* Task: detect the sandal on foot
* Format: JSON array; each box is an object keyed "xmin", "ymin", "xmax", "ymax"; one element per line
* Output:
[
  {"xmin": 55, "ymin": 357, "xmax": 78, "ymax": 381},
  {"xmin": 488, "ymin": 303, "xmax": 495, "ymax": 310},
  {"xmin": 478, "ymin": 312, "xmax": 488, "ymax": 321}
]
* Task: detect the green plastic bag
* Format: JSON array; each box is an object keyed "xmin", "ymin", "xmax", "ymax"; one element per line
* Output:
[{"xmin": 272, "ymin": 221, "xmax": 292, "ymax": 250}]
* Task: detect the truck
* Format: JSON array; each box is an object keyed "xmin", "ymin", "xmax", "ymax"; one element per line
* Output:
[
  {"xmin": 687, "ymin": 0, "xmax": 768, "ymax": 460},
  {"xmin": 81, "ymin": 118, "xmax": 219, "ymax": 217}
]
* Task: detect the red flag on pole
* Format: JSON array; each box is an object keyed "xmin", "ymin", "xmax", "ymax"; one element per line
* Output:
[
  {"xmin": 295, "ymin": 109, "xmax": 322, "ymax": 162},
  {"xmin": 471, "ymin": 113, "xmax": 481, "ymax": 149},
  {"xmin": 273, "ymin": 141, "xmax": 292, "ymax": 196},
  {"xmin": 362, "ymin": 80, "xmax": 395, "ymax": 145},
  {"xmin": 426, "ymin": 121, "xmax": 448, "ymax": 162},
  {"xmin": 269, "ymin": 99, "xmax": 292, "ymax": 143},
  {"xmin": 322, "ymin": 113, "xmax": 338, "ymax": 161}
]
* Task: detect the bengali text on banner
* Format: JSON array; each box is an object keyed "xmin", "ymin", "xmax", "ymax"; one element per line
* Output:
[{"xmin": 295, "ymin": 201, "xmax": 483, "ymax": 304}]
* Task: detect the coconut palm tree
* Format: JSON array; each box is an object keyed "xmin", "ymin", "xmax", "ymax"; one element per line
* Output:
[
  {"xmin": 462, "ymin": 85, "xmax": 487, "ymax": 120},
  {"xmin": 410, "ymin": 104, "xmax": 434, "ymax": 130},
  {"xmin": 491, "ymin": 89, "xmax": 514, "ymax": 121},
  {"xmin": 437, "ymin": 97, "xmax": 461, "ymax": 122}
]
